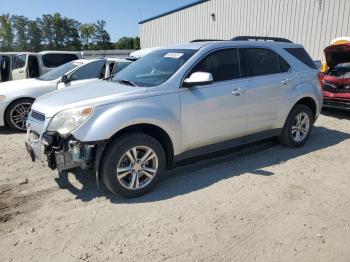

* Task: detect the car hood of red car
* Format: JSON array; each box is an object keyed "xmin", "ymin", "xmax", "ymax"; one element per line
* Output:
[{"xmin": 324, "ymin": 43, "xmax": 350, "ymax": 68}]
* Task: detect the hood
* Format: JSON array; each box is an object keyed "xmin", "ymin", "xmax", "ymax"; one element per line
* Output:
[
  {"xmin": 33, "ymin": 80, "xmax": 148, "ymax": 117},
  {"xmin": 0, "ymin": 78, "xmax": 52, "ymax": 94},
  {"xmin": 324, "ymin": 43, "xmax": 350, "ymax": 68}
]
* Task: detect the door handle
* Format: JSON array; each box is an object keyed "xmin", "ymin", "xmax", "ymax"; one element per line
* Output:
[
  {"xmin": 19, "ymin": 70, "xmax": 24, "ymax": 73},
  {"xmin": 281, "ymin": 78, "xmax": 292, "ymax": 85},
  {"xmin": 231, "ymin": 88, "xmax": 244, "ymax": 96}
]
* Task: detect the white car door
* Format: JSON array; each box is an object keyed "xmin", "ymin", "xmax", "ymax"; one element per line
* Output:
[
  {"xmin": 12, "ymin": 54, "xmax": 28, "ymax": 80},
  {"xmin": 57, "ymin": 60, "xmax": 106, "ymax": 89},
  {"xmin": 238, "ymin": 47, "xmax": 293, "ymax": 134},
  {"xmin": 180, "ymin": 48, "xmax": 247, "ymax": 152}
]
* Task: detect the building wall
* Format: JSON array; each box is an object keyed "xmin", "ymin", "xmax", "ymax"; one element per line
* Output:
[{"xmin": 139, "ymin": 0, "xmax": 350, "ymax": 59}]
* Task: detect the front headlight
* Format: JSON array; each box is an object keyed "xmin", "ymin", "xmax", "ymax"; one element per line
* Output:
[
  {"xmin": 47, "ymin": 106, "xmax": 94, "ymax": 136},
  {"xmin": 0, "ymin": 95, "xmax": 6, "ymax": 102}
]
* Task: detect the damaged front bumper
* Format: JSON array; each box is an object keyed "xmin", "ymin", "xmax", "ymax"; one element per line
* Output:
[{"xmin": 25, "ymin": 119, "xmax": 101, "ymax": 172}]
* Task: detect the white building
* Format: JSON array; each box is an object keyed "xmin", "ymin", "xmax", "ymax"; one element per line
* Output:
[{"xmin": 139, "ymin": 0, "xmax": 350, "ymax": 59}]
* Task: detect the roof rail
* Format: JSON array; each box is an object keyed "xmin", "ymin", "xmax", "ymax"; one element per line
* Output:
[
  {"xmin": 190, "ymin": 39, "xmax": 225, "ymax": 42},
  {"xmin": 231, "ymin": 36, "xmax": 293, "ymax": 43}
]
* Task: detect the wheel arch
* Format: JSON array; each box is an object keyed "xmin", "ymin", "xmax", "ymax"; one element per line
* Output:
[
  {"xmin": 293, "ymin": 96, "xmax": 317, "ymax": 121},
  {"xmin": 107, "ymin": 123, "xmax": 175, "ymax": 167},
  {"xmin": 3, "ymin": 96, "xmax": 35, "ymax": 126}
]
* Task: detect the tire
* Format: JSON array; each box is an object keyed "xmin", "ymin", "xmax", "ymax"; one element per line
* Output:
[
  {"xmin": 278, "ymin": 104, "xmax": 314, "ymax": 148},
  {"xmin": 101, "ymin": 132, "xmax": 166, "ymax": 198},
  {"xmin": 5, "ymin": 98, "xmax": 34, "ymax": 132}
]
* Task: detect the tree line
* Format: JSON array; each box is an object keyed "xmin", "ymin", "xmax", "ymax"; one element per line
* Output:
[{"xmin": 0, "ymin": 13, "xmax": 140, "ymax": 52}]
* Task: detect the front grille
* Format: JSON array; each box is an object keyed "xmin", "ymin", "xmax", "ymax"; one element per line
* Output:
[{"xmin": 30, "ymin": 110, "xmax": 45, "ymax": 122}]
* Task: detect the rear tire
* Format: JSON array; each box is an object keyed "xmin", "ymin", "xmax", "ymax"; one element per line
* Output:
[
  {"xmin": 101, "ymin": 132, "xmax": 166, "ymax": 198},
  {"xmin": 278, "ymin": 104, "xmax": 314, "ymax": 148},
  {"xmin": 5, "ymin": 98, "xmax": 34, "ymax": 132}
]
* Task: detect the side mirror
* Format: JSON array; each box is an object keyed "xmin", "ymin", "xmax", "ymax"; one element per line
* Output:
[
  {"xmin": 61, "ymin": 75, "xmax": 69, "ymax": 84},
  {"xmin": 183, "ymin": 72, "xmax": 213, "ymax": 87}
]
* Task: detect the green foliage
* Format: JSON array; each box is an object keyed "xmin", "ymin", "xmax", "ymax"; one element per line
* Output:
[{"xmin": 0, "ymin": 13, "xmax": 140, "ymax": 52}]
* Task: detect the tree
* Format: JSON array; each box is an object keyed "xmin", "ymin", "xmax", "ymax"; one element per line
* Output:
[
  {"xmin": 11, "ymin": 15, "xmax": 28, "ymax": 51},
  {"xmin": 40, "ymin": 14, "xmax": 54, "ymax": 49},
  {"xmin": 80, "ymin": 23, "xmax": 96, "ymax": 49},
  {"xmin": 94, "ymin": 20, "xmax": 111, "ymax": 50},
  {"xmin": 0, "ymin": 14, "xmax": 14, "ymax": 51},
  {"xmin": 115, "ymin": 36, "xmax": 140, "ymax": 50},
  {"xmin": 27, "ymin": 19, "xmax": 42, "ymax": 52}
]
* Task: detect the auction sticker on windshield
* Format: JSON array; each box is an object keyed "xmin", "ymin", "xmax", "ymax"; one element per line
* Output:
[{"xmin": 164, "ymin": 53, "xmax": 184, "ymax": 59}]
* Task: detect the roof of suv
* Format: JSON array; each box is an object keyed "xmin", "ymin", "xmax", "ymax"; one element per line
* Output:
[{"xmin": 164, "ymin": 40, "xmax": 302, "ymax": 50}]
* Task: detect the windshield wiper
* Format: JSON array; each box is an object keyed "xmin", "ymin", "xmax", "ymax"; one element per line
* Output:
[{"xmin": 116, "ymin": 79, "xmax": 138, "ymax": 87}]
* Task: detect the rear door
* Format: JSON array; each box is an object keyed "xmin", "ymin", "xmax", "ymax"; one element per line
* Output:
[
  {"xmin": 239, "ymin": 47, "xmax": 293, "ymax": 134},
  {"xmin": 12, "ymin": 54, "xmax": 28, "ymax": 80}
]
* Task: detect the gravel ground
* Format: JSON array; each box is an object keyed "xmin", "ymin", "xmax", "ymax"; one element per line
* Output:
[{"xmin": 0, "ymin": 109, "xmax": 349, "ymax": 262}]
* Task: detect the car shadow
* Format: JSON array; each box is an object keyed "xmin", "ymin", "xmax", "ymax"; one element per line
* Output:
[
  {"xmin": 54, "ymin": 126, "xmax": 350, "ymax": 203},
  {"xmin": 0, "ymin": 126, "xmax": 17, "ymax": 135},
  {"xmin": 321, "ymin": 108, "xmax": 350, "ymax": 120}
]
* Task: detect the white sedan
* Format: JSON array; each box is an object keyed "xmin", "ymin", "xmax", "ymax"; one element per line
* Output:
[{"xmin": 0, "ymin": 58, "xmax": 132, "ymax": 131}]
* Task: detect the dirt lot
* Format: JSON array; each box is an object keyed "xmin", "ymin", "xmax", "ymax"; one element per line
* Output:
[{"xmin": 0, "ymin": 109, "xmax": 349, "ymax": 262}]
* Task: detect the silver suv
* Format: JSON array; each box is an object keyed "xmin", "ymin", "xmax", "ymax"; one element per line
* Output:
[{"xmin": 25, "ymin": 39, "xmax": 323, "ymax": 197}]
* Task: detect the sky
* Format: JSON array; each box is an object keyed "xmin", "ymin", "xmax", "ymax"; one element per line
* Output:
[{"xmin": 1, "ymin": 0, "xmax": 196, "ymax": 41}]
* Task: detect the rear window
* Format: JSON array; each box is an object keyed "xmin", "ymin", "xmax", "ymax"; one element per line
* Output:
[
  {"xmin": 42, "ymin": 53, "xmax": 79, "ymax": 68},
  {"xmin": 284, "ymin": 48, "xmax": 317, "ymax": 69}
]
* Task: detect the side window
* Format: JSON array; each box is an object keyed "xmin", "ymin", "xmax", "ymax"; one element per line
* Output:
[
  {"xmin": 116, "ymin": 62, "xmax": 132, "ymax": 73},
  {"xmin": 70, "ymin": 60, "xmax": 105, "ymax": 81},
  {"xmin": 239, "ymin": 48, "xmax": 289, "ymax": 77},
  {"xmin": 284, "ymin": 48, "xmax": 317, "ymax": 69},
  {"xmin": 42, "ymin": 54, "xmax": 79, "ymax": 68},
  {"xmin": 14, "ymin": 54, "xmax": 27, "ymax": 69},
  {"xmin": 189, "ymin": 48, "xmax": 240, "ymax": 82}
]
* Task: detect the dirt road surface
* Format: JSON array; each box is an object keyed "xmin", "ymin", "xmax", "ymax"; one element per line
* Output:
[{"xmin": 0, "ymin": 109, "xmax": 349, "ymax": 262}]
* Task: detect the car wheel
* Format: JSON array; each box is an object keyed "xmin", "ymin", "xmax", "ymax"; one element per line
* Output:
[
  {"xmin": 5, "ymin": 98, "xmax": 34, "ymax": 132},
  {"xmin": 101, "ymin": 132, "xmax": 166, "ymax": 198},
  {"xmin": 278, "ymin": 104, "xmax": 314, "ymax": 148}
]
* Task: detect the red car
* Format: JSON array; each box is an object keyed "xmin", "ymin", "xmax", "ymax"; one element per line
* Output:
[{"xmin": 321, "ymin": 43, "xmax": 350, "ymax": 110}]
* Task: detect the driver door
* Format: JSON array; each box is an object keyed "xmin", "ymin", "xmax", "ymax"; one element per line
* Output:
[{"xmin": 180, "ymin": 48, "xmax": 247, "ymax": 152}]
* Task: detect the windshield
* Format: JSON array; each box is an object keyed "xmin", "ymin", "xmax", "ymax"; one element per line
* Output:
[
  {"xmin": 38, "ymin": 61, "xmax": 82, "ymax": 81},
  {"xmin": 112, "ymin": 49, "xmax": 197, "ymax": 87}
]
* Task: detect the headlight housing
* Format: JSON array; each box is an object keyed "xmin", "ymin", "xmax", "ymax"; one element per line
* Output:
[
  {"xmin": 47, "ymin": 106, "xmax": 94, "ymax": 136},
  {"xmin": 0, "ymin": 95, "xmax": 6, "ymax": 102}
]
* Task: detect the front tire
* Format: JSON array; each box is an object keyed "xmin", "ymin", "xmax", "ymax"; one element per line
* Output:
[
  {"xmin": 101, "ymin": 133, "xmax": 166, "ymax": 198},
  {"xmin": 278, "ymin": 104, "xmax": 314, "ymax": 148},
  {"xmin": 5, "ymin": 98, "xmax": 34, "ymax": 132}
]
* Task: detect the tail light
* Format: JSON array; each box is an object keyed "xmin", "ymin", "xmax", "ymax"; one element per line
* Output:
[{"xmin": 317, "ymin": 72, "xmax": 324, "ymax": 88}]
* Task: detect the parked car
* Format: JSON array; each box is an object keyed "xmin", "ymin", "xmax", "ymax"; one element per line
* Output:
[
  {"xmin": 0, "ymin": 58, "xmax": 132, "ymax": 131},
  {"xmin": 321, "ymin": 43, "xmax": 350, "ymax": 110},
  {"xmin": 321, "ymin": 37, "xmax": 350, "ymax": 73},
  {"xmin": 10, "ymin": 51, "xmax": 82, "ymax": 81},
  {"xmin": 25, "ymin": 38, "xmax": 323, "ymax": 198}
]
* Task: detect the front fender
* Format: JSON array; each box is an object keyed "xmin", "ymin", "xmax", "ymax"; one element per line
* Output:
[{"xmin": 72, "ymin": 97, "xmax": 181, "ymax": 154}]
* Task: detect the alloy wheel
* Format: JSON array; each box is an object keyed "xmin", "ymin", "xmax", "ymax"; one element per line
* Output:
[
  {"xmin": 9, "ymin": 103, "xmax": 32, "ymax": 131},
  {"xmin": 291, "ymin": 112, "xmax": 310, "ymax": 142},
  {"xmin": 116, "ymin": 146, "xmax": 159, "ymax": 190}
]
